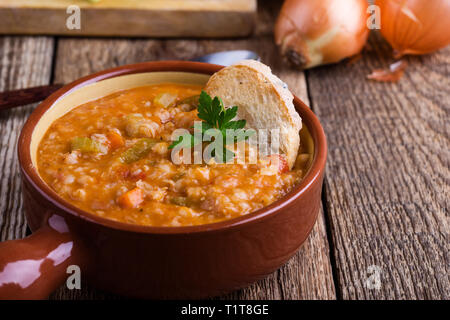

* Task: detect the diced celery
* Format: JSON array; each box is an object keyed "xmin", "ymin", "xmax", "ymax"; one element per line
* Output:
[
  {"xmin": 119, "ymin": 138, "xmax": 157, "ymax": 164},
  {"xmin": 153, "ymin": 93, "xmax": 177, "ymax": 108},
  {"xmin": 70, "ymin": 137, "xmax": 101, "ymax": 153},
  {"xmin": 169, "ymin": 196, "xmax": 189, "ymax": 207},
  {"xmin": 177, "ymin": 95, "xmax": 200, "ymax": 110},
  {"xmin": 172, "ymin": 172, "xmax": 185, "ymax": 181}
]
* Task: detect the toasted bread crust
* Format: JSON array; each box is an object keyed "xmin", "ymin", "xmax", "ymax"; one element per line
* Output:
[
  {"xmin": 233, "ymin": 60, "xmax": 302, "ymax": 132},
  {"xmin": 205, "ymin": 60, "xmax": 301, "ymax": 169}
]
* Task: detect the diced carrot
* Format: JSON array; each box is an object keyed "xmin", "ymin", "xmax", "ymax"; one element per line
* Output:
[
  {"xmin": 107, "ymin": 131, "xmax": 125, "ymax": 150},
  {"xmin": 118, "ymin": 187, "xmax": 144, "ymax": 209}
]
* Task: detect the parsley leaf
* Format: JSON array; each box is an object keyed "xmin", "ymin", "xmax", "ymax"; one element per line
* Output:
[{"xmin": 169, "ymin": 91, "xmax": 253, "ymax": 162}]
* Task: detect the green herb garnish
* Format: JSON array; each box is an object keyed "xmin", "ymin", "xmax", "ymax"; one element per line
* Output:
[{"xmin": 169, "ymin": 91, "xmax": 253, "ymax": 162}]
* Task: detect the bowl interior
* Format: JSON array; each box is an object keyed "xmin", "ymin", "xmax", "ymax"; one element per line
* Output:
[{"xmin": 30, "ymin": 72, "xmax": 210, "ymax": 167}]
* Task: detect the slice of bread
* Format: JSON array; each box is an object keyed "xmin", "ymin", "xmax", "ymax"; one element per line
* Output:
[{"xmin": 205, "ymin": 60, "xmax": 302, "ymax": 169}]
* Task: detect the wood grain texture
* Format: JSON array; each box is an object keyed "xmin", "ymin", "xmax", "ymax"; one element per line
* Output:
[
  {"xmin": 306, "ymin": 32, "xmax": 449, "ymax": 299},
  {"xmin": 3, "ymin": 0, "xmax": 448, "ymax": 301},
  {"xmin": 0, "ymin": 37, "xmax": 54, "ymax": 241},
  {"xmin": 0, "ymin": 0, "xmax": 256, "ymax": 38},
  {"xmin": 49, "ymin": 0, "xmax": 336, "ymax": 300}
]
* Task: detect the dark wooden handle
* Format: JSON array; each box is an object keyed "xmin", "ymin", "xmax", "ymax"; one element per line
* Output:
[{"xmin": 0, "ymin": 84, "xmax": 63, "ymax": 111}]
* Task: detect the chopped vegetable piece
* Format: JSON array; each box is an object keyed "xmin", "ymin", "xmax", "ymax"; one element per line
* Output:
[
  {"xmin": 170, "ymin": 196, "xmax": 189, "ymax": 207},
  {"xmin": 124, "ymin": 114, "xmax": 144, "ymax": 137},
  {"xmin": 107, "ymin": 131, "xmax": 125, "ymax": 150},
  {"xmin": 269, "ymin": 154, "xmax": 289, "ymax": 174},
  {"xmin": 119, "ymin": 138, "xmax": 157, "ymax": 164},
  {"xmin": 153, "ymin": 92, "xmax": 177, "ymax": 108},
  {"xmin": 177, "ymin": 95, "xmax": 200, "ymax": 111},
  {"xmin": 276, "ymin": 155, "xmax": 289, "ymax": 174},
  {"xmin": 70, "ymin": 137, "xmax": 101, "ymax": 153},
  {"xmin": 118, "ymin": 187, "xmax": 144, "ymax": 209}
]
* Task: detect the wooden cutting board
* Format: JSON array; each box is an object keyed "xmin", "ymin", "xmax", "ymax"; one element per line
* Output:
[{"xmin": 0, "ymin": 0, "xmax": 257, "ymax": 37}]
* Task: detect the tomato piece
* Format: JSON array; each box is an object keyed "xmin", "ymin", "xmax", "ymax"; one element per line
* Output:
[{"xmin": 269, "ymin": 154, "xmax": 289, "ymax": 174}]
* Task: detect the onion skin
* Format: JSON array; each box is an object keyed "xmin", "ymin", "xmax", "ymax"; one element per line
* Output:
[
  {"xmin": 376, "ymin": 0, "xmax": 450, "ymax": 57},
  {"xmin": 274, "ymin": 0, "xmax": 369, "ymax": 69},
  {"xmin": 367, "ymin": 60, "xmax": 408, "ymax": 82}
]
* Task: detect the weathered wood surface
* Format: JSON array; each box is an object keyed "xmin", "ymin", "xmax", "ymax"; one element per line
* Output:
[
  {"xmin": 0, "ymin": 0, "xmax": 256, "ymax": 38},
  {"xmin": 49, "ymin": 0, "xmax": 336, "ymax": 300},
  {"xmin": 0, "ymin": 37, "xmax": 54, "ymax": 242},
  {"xmin": 1, "ymin": 0, "xmax": 448, "ymax": 300},
  {"xmin": 307, "ymin": 32, "xmax": 449, "ymax": 299}
]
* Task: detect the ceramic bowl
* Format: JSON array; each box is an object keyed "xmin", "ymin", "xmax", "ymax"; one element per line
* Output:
[{"xmin": 0, "ymin": 61, "xmax": 327, "ymax": 299}]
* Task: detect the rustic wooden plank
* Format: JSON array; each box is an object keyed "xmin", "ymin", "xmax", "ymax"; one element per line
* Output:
[
  {"xmin": 0, "ymin": 0, "xmax": 256, "ymax": 38},
  {"xmin": 50, "ymin": 0, "xmax": 336, "ymax": 300},
  {"xmin": 306, "ymin": 32, "xmax": 449, "ymax": 299},
  {"xmin": 0, "ymin": 37, "xmax": 54, "ymax": 242}
]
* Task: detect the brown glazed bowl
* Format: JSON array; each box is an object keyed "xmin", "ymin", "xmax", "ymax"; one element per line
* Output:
[{"xmin": 0, "ymin": 61, "xmax": 327, "ymax": 299}]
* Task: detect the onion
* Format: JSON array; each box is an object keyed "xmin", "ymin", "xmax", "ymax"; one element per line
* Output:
[
  {"xmin": 274, "ymin": 0, "xmax": 369, "ymax": 69},
  {"xmin": 376, "ymin": 0, "xmax": 450, "ymax": 57}
]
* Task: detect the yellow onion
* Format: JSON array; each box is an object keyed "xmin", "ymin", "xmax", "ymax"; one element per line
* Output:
[
  {"xmin": 274, "ymin": 0, "xmax": 369, "ymax": 69},
  {"xmin": 376, "ymin": 0, "xmax": 450, "ymax": 57}
]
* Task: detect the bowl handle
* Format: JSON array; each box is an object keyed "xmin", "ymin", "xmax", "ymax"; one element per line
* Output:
[{"xmin": 0, "ymin": 215, "xmax": 86, "ymax": 299}]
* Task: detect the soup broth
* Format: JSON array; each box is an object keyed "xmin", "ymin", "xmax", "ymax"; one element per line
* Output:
[{"xmin": 37, "ymin": 84, "xmax": 313, "ymax": 227}]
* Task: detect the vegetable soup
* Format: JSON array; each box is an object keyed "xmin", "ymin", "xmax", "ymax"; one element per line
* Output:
[{"xmin": 37, "ymin": 84, "xmax": 312, "ymax": 226}]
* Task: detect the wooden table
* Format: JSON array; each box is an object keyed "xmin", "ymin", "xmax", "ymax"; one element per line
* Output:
[{"xmin": 0, "ymin": 0, "xmax": 448, "ymax": 300}]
